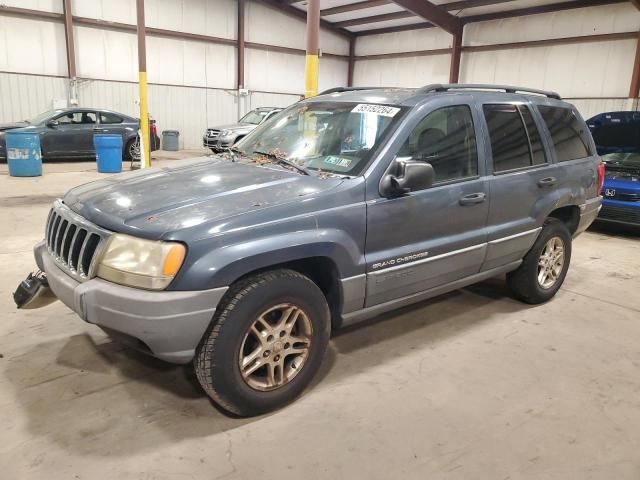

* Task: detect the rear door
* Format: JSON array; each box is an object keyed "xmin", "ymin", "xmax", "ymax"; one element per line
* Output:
[
  {"xmin": 364, "ymin": 99, "xmax": 489, "ymax": 307},
  {"xmin": 479, "ymin": 101, "xmax": 586, "ymax": 271}
]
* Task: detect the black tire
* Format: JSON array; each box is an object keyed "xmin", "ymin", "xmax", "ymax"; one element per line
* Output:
[
  {"xmin": 124, "ymin": 138, "xmax": 139, "ymax": 161},
  {"xmin": 194, "ymin": 269, "xmax": 331, "ymax": 416},
  {"xmin": 507, "ymin": 218, "xmax": 572, "ymax": 304}
]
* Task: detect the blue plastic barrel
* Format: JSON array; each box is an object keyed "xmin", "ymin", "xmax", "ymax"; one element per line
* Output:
[
  {"xmin": 6, "ymin": 130, "xmax": 42, "ymax": 177},
  {"xmin": 94, "ymin": 134, "xmax": 123, "ymax": 173}
]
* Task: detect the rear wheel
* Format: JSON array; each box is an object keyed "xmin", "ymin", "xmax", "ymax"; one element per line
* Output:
[
  {"xmin": 125, "ymin": 137, "xmax": 140, "ymax": 161},
  {"xmin": 507, "ymin": 218, "xmax": 572, "ymax": 304},
  {"xmin": 194, "ymin": 269, "xmax": 330, "ymax": 416}
]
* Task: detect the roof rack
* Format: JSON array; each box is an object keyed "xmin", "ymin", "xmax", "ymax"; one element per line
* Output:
[
  {"xmin": 417, "ymin": 83, "xmax": 561, "ymax": 100},
  {"xmin": 317, "ymin": 86, "xmax": 387, "ymax": 95}
]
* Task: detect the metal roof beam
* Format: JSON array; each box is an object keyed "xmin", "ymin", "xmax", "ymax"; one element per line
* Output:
[
  {"xmin": 462, "ymin": 0, "xmax": 628, "ymax": 23},
  {"xmin": 258, "ymin": 0, "xmax": 354, "ymax": 38},
  {"xmin": 390, "ymin": 0, "xmax": 463, "ymax": 34}
]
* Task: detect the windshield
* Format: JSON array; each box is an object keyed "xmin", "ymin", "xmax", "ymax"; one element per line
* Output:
[
  {"xmin": 27, "ymin": 110, "xmax": 62, "ymax": 125},
  {"xmin": 602, "ymin": 152, "xmax": 640, "ymax": 180},
  {"xmin": 240, "ymin": 110, "xmax": 273, "ymax": 125},
  {"xmin": 235, "ymin": 101, "xmax": 405, "ymax": 176}
]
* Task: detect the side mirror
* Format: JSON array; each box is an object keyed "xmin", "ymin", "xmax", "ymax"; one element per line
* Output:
[
  {"xmin": 380, "ymin": 159, "xmax": 435, "ymax": 197},
  {"xmin": 46, "ymin": 119, "xmax": 59, "ymax": 128}
]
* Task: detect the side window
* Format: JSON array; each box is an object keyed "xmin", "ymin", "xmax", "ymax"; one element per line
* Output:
[
  {"xmin": 56, "ymin": 112, "xmax": 96, "ymax": 124},
  {"xmin": 398, "ymin": 105, "xmax": 478, "ymax": 184},
  {"xmin": 538, "ymin": 106, "xmax": 591, "ymax": 161},
  {"xmin": 519, "ymin": 106, "xmax": 546, "ymax": 165},
  {"xmin": 483, "ymin": 104, "xmax": 535, "ymax": 172},
  {"xmin": 100, "ymin": 112, "xmax": 123, "ymax": 124}
]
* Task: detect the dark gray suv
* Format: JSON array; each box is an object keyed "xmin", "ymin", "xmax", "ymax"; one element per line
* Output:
[{"xmin": 25, "ymin": 84, "xmax": 603, "ymax": 416}]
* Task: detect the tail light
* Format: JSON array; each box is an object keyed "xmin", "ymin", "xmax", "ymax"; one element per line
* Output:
[
  {"xmin": 596, "ymin": 161, "xmax": 605, "ymax": 195},
  {"xmin": 149, "ymin": 120, "xmax": 157, "ymax": 138}
]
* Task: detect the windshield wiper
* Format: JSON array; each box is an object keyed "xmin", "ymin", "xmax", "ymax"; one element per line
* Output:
[{"xmin": 253, "ymin": 150, "xmax": 310, "ymax": 176}]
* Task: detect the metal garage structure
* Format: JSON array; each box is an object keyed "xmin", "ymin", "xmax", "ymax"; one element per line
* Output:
[{"xmin": 0, "ymin": 0, "xmax": 638, "ymax": 149}]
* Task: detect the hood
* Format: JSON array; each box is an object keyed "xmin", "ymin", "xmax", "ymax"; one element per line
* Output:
[
  {"xmin": 603, "ymin": 152, "xmax": 640, "ymax": 178},
  {"xmin": 0, "ymin": 121, "xmax": 29, "ymax": 132},
  {"xmin": 208, "ymin": 123, "xmax": 256, "ymax": 133},
  {"xmin": 62, "ymin": 156, "xmax": 343, "ymax": 239}
]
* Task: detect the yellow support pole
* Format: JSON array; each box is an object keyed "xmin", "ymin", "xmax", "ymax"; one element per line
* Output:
[
  {"xmin": 304, "ymin": 54, "xmax": 319, "ymax": 99},
  {"xmin": 304, "ymin": 0, "xmax": 320, "ymax": 98},
  {"xmin": 138, "ymin": 71, "xmax": 150, "ymax": 168}
]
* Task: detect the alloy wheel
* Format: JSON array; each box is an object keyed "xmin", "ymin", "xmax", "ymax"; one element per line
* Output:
[
  {"xmin": 537, "ymin": 236, "xmax": 565, "ymax": 289},
  {"xmin": 239, "ymin": 303, "xmax": 313, "ymax": 391}
]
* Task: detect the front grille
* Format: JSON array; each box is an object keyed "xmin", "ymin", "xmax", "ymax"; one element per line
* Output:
[
  {"xmin": 607, "ymin": 192, "xmax": 640, "ymax": 202},
  {"xmin": 45, "ymin": 200, "xmax": 111, "ymax": 281},
  {"xmin": 207, "ymin": 129, "xmax": 220, "ymax": 139},
  {"xmin": 599, "ymin": 204, "xmax": 640, "ymax": 224}
]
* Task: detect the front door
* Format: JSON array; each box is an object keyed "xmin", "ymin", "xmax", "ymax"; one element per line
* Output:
[
  {"xmin": 45, "ymin": 110, "xmax": 97, "ymax": 157},
  {"xmin": 365, "ymin": 102, "xmax": 489, "ymax": 307}
]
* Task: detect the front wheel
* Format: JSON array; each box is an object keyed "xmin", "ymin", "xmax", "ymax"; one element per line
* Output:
[
  {"xmin": 194, "ymin": 269, "xmax": 331, "ymax": 416},
  {"xmin": 507, "ymin": 218, "xmax": 572, "ymax": 304}
]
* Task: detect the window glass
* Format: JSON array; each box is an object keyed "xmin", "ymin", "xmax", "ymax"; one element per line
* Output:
[
  {"xmin": 240, "ymin": 109, "xmax": 273, "ymax": 125},
  {"xmin": 538, "ymin": 106, "xmax": 591, "ymax": 161},
  {"xmin": 56, "ymin": 112, "xmax": 96, "ymax": 124},
  {"xmin": 237, "ymin": 102, "xmax": 405, "ymax": 176},
  {"xmin": 100, "ymin": 112, "xmax": 123, "ymax": 124},
  {"xmin": 483, "ymin": 104, "xmax": 531, "ymax": 172},
  {"xmin": 397, "ymin": 105, "xmax": 478, "ymax": 183},
  {"xmin": 519, "ymin": 106, "xmax": 546, "ymax": 165}
]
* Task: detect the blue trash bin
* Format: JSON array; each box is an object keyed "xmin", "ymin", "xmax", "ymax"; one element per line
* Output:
[
  {"xmin": 94, "ymin": 134, "xmax": 123, "ymax": 173},
  {"xmin": 6, "ymin": 130, "xmax": 42, "ymax": 177}
]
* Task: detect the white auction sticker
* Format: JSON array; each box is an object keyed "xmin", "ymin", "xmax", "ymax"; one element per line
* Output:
[{"xmin": 351, "ymin": 104, "xmax": 400, "ymax": 117}]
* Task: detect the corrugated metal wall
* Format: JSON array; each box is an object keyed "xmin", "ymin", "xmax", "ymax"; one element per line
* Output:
[
  {"xmin": 354, "ymin": 3, "xmax": 640, "ymax": 119},
  {"xmin": 0, "ymin": 0, "xmax": 346, "ymax": 148},
  {"xmin": 0, "ymin": 72, "xmax": 68, "ymax": 122}
]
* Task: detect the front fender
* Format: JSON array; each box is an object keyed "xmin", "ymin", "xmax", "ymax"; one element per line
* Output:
[{"xmin": 176, "ymin": 229, "xmax": 365, "ymax": 290}]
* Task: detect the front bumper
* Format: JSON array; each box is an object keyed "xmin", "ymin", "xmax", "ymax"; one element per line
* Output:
[
  {"xmin": 575, "ymin": 196, "xmax": 603, "ymax": 235},
  {"xmin": 597, "ymin": 199, "xmax": 640, "ymax": 226},
  {"xmin": 35, "ymin": 241, "xmax": 228, "ymax": 364},
  {"xmin": 203, "ymin": 135, "xmax": 235, "ymax": 150}
]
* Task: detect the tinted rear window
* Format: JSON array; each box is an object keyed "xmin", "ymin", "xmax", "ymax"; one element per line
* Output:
[
  {"xmin": 100, "ymin": 112, "xmax": 123, "ymax": 124},
  {"xmin": 483, "ymin": 104, "xmax": 542, "ymax": 172},
  {"xmin": 520, "ymin": 106, "xmax": 546, "ymax": 165},
  {"xmin": 538, "ymin": 106, "xmax": 591, "ymax": 161}
]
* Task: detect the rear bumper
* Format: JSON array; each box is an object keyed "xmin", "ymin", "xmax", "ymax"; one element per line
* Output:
[
  {"xmin": 35, "ymin": 241, "xmax": 228, "ymax": 364},
  {"xmin": 575, "ymin": 196, "xmax": 603, "ymax": 235}
]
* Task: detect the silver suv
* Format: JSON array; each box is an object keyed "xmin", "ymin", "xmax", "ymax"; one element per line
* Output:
[{"xmin": 203, "ymin": 107, "xmax": 282, "ymax": 153}]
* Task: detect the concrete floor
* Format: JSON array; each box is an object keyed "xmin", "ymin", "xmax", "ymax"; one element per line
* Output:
[{"xmin": 1, "ymin": 151, "xmax": 639, "ymax": 480}]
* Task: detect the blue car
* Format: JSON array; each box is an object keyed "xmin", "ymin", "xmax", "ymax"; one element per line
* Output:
[{"xmin": 587, "ymin": 111, "xmax": 640, "ymax": 226}]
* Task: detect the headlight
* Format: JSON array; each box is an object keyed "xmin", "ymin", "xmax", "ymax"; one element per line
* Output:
[
  {"xmin": 96, "ymin": 234, "xmax": 186, "ymax": 290},
  {"xmin": 220, "ymin": 130, "xmax": 233, "ymax": 137}
]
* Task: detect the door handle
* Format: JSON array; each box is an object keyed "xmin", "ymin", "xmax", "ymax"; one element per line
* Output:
[
  {"xmin": 459, "ymin": 192, "xmax": 486, "ymax": 206},
  {"xmin": 538, "ymin": 176, "xmax": 557, "ymax": 187}
]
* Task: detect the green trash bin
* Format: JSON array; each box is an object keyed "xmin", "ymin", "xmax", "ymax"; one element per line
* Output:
[{"xmin": 162, "ymin": 130, "xmax": 180, "ymax": 151}]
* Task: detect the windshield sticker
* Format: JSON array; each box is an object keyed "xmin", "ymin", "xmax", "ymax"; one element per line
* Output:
[
  {"xmin": 324, "ymin": 156, "xmax": 353, "ymax": 168},
  {"xmin": 351, "ymin": 104, "xmax": 400, "ymax": 117}
]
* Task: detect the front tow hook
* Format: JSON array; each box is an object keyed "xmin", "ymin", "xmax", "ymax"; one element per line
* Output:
[{"xmin": 13, "ymin": 271, "xmax": 57, "ymax": 309}]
